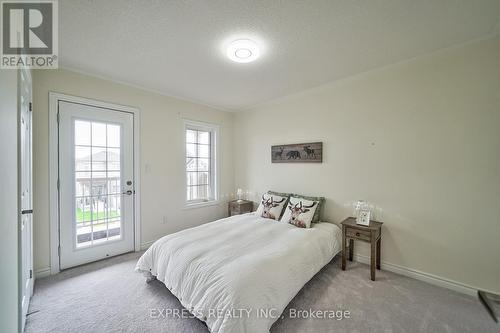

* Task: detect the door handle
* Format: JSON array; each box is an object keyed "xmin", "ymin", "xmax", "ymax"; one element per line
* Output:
[
  {"xmin": 21, "ymin": 209, "xmax": 33, "ymax": 215},
  {"xmin": 122, "ymin": 190, "xmax": 133, "ymax": 196}
]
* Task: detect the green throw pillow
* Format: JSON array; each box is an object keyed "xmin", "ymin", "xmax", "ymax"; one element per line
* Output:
[
  {"xmin": 268, "ymin": 190, "xmax": 292, "ymax": 198},
  {"xmin": 292, "ymin": 193, "xmax": 325, "ymax": 223}
]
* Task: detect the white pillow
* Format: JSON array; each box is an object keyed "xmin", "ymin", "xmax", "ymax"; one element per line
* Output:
[
  {"xmin": 280, "ymin": 196, "xmax": 319, "ymax": 228},
  {"xmin": 255, "ymin": 194, "xmax": 288, "ymax": 220}
]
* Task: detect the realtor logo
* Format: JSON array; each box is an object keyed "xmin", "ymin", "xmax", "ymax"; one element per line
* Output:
[{"xmin": 1, "ymin": 0, "xmax": 58, "ymax": 69}]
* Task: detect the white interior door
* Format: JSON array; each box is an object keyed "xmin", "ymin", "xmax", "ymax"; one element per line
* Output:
[
  {"xmin": 58, "ymin": 101, "xmax": 135, "ymax": 269},
  {"xmin": 19, "ymin": 68, "xmax": 33, "ymax": 333}
]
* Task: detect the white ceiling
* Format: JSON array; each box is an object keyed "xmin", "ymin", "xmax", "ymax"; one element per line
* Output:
[{"xmin": 60, "ymin": 0, "xmax": 500, "ymax": 111}]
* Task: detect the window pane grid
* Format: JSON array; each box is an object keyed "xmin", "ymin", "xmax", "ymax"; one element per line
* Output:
[
  {"xmin": 74, "ymin": 144, "xmax": 120, "ymax": 149},
  {"xmin": 185, "ymin": 127, "xmax": 213, "ymax": 202},
  {"xmin": 74, "ymin": 120, "xmax": 122, "ymax": 248}
]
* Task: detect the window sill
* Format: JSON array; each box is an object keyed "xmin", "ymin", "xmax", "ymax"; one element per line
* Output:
[{"xmin": 183, "ymin": 200, "xmax": 221, "ymax": 210}]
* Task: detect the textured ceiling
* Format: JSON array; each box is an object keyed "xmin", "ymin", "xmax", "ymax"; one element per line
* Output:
[{"xmin": 60, "ymin": 0, "xmax": 500, "ymax": 111}]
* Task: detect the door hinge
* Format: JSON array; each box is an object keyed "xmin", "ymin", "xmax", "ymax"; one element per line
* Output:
[
  {"xmin": 29, "ymin": 102, "xmax": 32, "ymax": 112},
  {"xmin": 58, "ymin": 245, "xmax": 61, "ymax": 257},
  {"xmin": 29, "ymin": 269, "xmax": 32, "ymax": 279},
  {"xmin": 56, "ymin": 112, "xmax": 60, "ymax": 123},
  {"xmin": 57, "ymin": 179, "xmax": 60, "ymax": 190}
]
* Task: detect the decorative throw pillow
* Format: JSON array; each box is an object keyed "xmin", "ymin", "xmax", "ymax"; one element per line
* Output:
[
  {"xmin": 255, "ymin": 194, "xmax": 288, "ymax": 220},
  {"xmin": 293, "ymin": 193, "xmax": 325, "ymax": 223},
  {"xmin": 268, "ymin": 190, "xmax": 292, "ymax": 198},
  {"xmin": 267, "ymin": 190, "xmax": 292, "ymax": 219},
  {"xmin": 280, "ymin": 196, "xmax": 319, "ymax": 228}
]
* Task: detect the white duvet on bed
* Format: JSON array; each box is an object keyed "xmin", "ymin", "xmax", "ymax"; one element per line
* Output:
[{"xmin": 135, "ymin": 213, "xmax": 341, "ymax": 333}]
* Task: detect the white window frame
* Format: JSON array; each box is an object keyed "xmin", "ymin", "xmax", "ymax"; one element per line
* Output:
[{"xmin": 182, "ymin": 119, "xmax": 219, "ymax": 208}]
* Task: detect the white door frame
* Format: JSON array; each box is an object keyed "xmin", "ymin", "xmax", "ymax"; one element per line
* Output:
[{"xmin": 48, "ymin": 92, "xmax": 141, "ymax": 275}]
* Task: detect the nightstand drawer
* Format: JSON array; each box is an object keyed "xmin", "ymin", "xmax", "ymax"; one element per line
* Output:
[
  {"xmin": 346, "ymin": 228, "xmax": 371, "ymax": 242},
  {"xmin": 230, "ymin": 207, "xmax": 241, "ymax": 214}
]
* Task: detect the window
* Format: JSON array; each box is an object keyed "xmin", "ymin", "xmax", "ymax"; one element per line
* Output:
[
  {"xmin": 184, "ymin": 120, "xmax": 218, "ymax": 205},
  {"xmin": 74, "ymin": 120, "xmax": 122, "ymax": 247}
]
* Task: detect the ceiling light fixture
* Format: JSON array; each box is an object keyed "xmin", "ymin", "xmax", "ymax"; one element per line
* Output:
[{"xmin": 227, "ymin": 39, "xmax": 260, "ymax": 63}]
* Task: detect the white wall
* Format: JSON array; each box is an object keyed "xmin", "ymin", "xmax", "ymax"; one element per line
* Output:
[
  {"xmin": 32, "ymin": 69, "xmax": 234, "ymax": 273},
  {"xmin": 233, "ymin": 36, "xmax": 500, "ymax": 293},
  {"xmin": 0, "ymin": 71, "xmax": 19, "ymax": 333}
]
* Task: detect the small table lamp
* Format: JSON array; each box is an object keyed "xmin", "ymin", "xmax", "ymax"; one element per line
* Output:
[{"xmin": 236, "ymin": 188, "xmax": 243, "ymax": 201}]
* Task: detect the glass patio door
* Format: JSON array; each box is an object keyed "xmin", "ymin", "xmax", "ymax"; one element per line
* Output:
[{"xmin": 58, "ymin": 101, "xmax": 135, "ymax": 269}]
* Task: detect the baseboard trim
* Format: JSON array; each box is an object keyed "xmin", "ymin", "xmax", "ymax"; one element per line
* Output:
[
  {"xmin": 140, "ymin": 240, "xmax": 156, "ymax": 251},
  {"xmin": 34, "ymin": 267, "xmax": 51, "ymax": 279},
  {"xmin": 353, "ymin": 253, "xmax": 477, "ymax": 296},
  {"xmin": 36, "ymin": 246, "xmax": 479, "ymax": 296},
  {"xmin": 36, "ymin": 244, "xmax": 153, "ymax": 278}
]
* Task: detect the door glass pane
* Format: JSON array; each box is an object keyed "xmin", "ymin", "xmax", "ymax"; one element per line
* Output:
[
  {"xmin": 107, "ymin": 148, "xmax": 120, "ymax": 170},
  {"xmin": 107, "ymin": 124, "xmax": 120, "ymax": 148},
  {"xmin": 75, "ymin": 146, "xmax": 91, "ymax": 171},
  {"xmin": 92, "ymin": 122, "xmax": 107, "ymax": 146},
  {"xmin": 74, "ymin": 120, "xmax": 123, "ymax": 248},
  {"xmin": 91, "ymin": 172, "xmax": 107, "ymax": 196},
  {"xmin": 75, "ymin": 121, "xmax": 91, "ymax": 146},
  {"xmin": 91, "ymin": 147, "xmax": 107, "ymax": 171},
  {"xmin": 107, "ymin": 171, "xmax": 121, "ymax": 195}
]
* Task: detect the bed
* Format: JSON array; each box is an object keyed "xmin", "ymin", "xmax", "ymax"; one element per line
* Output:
[{"xmin": 135, "ymin": 212, "xmax": 341, "ymax": 333}]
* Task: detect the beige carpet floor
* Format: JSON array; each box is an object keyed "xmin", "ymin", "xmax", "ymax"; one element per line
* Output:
[{"xmin": 25, "ymin": 251, "xmax": 498, "ymax": 333}]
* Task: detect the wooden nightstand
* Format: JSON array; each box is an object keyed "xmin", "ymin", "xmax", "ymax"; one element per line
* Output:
[
  {"xmin": 341, "ymin": 217, "xmax": 383, "ymax": 281},
  {"xmin": 228, "ymin": 200, "xmax": 253, "ymax": 216}
]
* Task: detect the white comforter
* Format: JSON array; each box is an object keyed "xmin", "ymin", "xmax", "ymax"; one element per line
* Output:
[{"xmin": 135, "ymin": 213, "xmax": 341, "ymax": 333}]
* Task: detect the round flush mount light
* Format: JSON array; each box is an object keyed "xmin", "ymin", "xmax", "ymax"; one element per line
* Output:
[{"xmin": 227, "ymin": 39, "xmax": 260, "ymax": 63}]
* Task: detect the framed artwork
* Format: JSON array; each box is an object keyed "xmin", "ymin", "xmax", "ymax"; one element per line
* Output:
[
  {"xmin": 356, "ymin": 210, "xmax": 371, "ymax": 226},
  {"xmin": 271, "ymin": 142, "xmax": 323, "ymax": 163}
]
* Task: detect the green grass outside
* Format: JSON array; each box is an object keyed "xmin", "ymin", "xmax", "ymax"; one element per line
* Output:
[{"xmin": 76, "ymin": 208, "xmax": 120, "ymax": 223}]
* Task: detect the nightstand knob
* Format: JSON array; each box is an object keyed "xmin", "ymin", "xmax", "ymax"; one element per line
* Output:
[{"xmin": 356, "ymin": 232, "xmax": 360, "ymax": 236}]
